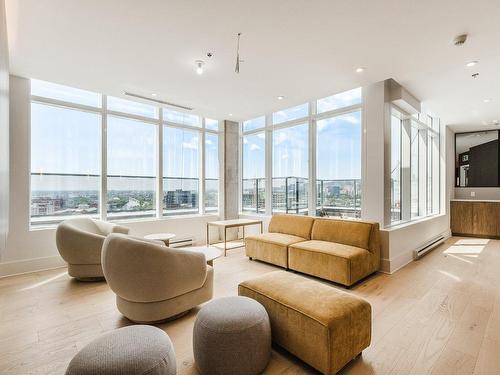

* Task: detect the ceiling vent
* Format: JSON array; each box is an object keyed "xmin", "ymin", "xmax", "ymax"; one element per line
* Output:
[
  {"xmin": 124, "ymin": 92, "xmax": 193, "ymax": 111},
  {"xmin": 453, "ymin": 34, "xmax": 468, "ymax": 46}
]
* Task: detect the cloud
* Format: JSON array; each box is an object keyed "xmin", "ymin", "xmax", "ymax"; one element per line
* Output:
[
  {"xmin": 250, "ymin": 143, "xmax": 261, "ymax": 151},
  {"xmin": 182, "ymin": 137, "xmax": 199, "ymax": 150}
]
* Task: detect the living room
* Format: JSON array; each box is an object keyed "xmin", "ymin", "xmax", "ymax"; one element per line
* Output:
[{"xmin": 1, "ymin": 1, "xmax": 499, "ymax": 374}]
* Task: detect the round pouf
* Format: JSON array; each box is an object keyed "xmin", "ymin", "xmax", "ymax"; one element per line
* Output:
[
  {"xmin": 66, "ymin": 325, "xmax": 176, "ymax": 375},
  {"xmin": 193, "ymin": 296, "xmax": 271, "ymax": 375}
]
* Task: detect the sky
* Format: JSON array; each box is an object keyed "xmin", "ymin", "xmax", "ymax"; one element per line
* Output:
[{"xmin": 243, "ymin": 111, "xmax": 362, "ymax": 181}]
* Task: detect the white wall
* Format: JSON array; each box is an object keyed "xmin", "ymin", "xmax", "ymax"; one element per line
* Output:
[
  {"xmin": 0, "ymin": 75, "xmax": 220, "ymax": 277},
  {"xmin": 0, "ymin": 0, "xmax": 9, "ymax": 255}
]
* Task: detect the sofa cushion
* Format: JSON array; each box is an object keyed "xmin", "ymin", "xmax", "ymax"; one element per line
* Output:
[
  {"xmin": 245, "ymin": 233, "xmax": 306, "ymax": 268},
  {"xmin": 288, "ymin": 240, "xmax": 373, "ymax": 286},
  {"xmin": 311, "ymin": 218, "xmax": 375, "ymax": 250},
  {"xmin": 246, "ymin": 232, "xmax": 306, "ymax": 246},
  {"xmin": 268, "ymin": 214, "xmax": 315, "ymax": 240},
  {"xmin": 238, "ymin": 271, "xmax": 371, "ymax": 375}
]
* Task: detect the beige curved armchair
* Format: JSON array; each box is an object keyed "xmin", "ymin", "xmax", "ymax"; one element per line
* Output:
[
  {"xmin": 102, "ymin": 233, "xmax": 214, "ymax": 323},
  {"xmin": 56, "ymin": 218, "xmax": 129, "ymax": 280}
]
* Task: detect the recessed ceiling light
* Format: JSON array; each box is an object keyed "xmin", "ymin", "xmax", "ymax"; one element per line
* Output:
[
  {"xmin": 195, "ymin": 60, "xmax": 205, "ymax": 75},
  {"xmin": 483, "ymin": 98, "xmax": 492, "ymax": 103},
  {"xmin": 466, "ymin": 60, "xmax": 478, "ymax": 67},
  {"xmin": 277, "ymin": 96, "xmax": 284, "ymax": 100},
  {"xmin": 151, "ymin": 93, "xmax": 157, "ymax": 97},
  {"xmin": 493, "ymin": 120, "xmax": 500, "ymax": 125},
  {"xmin": 228, "ymin": 113, "xmax": 233, "ymax": 117},
  {"xmin": 355, "ymin": 67, "xmax": 365, "ymax": 73}
]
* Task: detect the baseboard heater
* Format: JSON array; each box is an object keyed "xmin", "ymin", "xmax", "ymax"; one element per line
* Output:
[
  {"xmin": 169, "ymin": 237, "xmax": 194, "ymax": 248},
  {"xmin": 413, "ymin": 235, "xmax": 445, "ymax": 259}
]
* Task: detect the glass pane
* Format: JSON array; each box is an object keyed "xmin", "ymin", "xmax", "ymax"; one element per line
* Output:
[
  {"xmin": 432, "ymin": 121, "xmax": 440, "ymax": 214},
  {"xmin": 205, "ymin": 118, "xmax": 219, "ymax": 131},
  {"xmin": 107, "ymin": 96, "xmax": 158, "ymax": 118},
  {"xmin": 31, "ymin": 79, "xmax": 101, "ymax": 108},
  {"xmin": 317, "ymin": 88, "xmax": 362, "ymax": 113},
  {"xmin": 316, "ymin": 111, "xmax": 361, "ymax": 218},
  {"xmin": 30, "ymin": 103, "xmax": 101, "ymax": 226},
  {"xmin": 391, "ymin": 114, "xmax": 401, "ymax": 222},
  {"xmin": 163, "ymin": 108, "xmax": 200, "ymax": 127},
  {"xmin": 107, "ymin": 116, "xmax": 157, "ymax": 219},
  {"xmin": 163, "ymin": 126, "xmax": 199, "ymax": 215},
  {"xmin": 205, "ymin": 133, "xmax": 219, "ymax": 212},
  {"xmin": 411, "ymin": 125, "xmax": 419, "ymax": 218},
  {"xmin": 242, "ymin": 132, "xmax": 266, "ymax": 213},
  {"xmin": 272, "ymin": 103, "xmax": 308, "ymax": 124},
  {"xmin": 427, "ymin": 130, "xmax": 433, "ymax": 215},
  {"xmin": 243, "ymin": 116, "xmax": 265, "ymax": 132},
  {"xmin": 272, "ymin": 123, "xmax": 308, "ymax": 214}
]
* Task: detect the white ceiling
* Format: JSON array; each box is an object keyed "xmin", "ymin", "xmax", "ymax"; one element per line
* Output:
[{"xmin": 5, "ymin": 0, "xmax": 500, "ymax": 128}]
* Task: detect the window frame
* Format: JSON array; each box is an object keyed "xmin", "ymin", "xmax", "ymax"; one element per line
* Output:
[{"xmin": 29, "ymin": 80, "xmax": 221, "ymax": 229}]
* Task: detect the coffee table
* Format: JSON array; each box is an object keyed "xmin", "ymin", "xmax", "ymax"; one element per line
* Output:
[
  {"xmin": 182, "ymin": 246, "xmax": 223, "ymax": 267},
  {"xmin": 144, "ymin": 233, "xmax": 176, "ymax": 246},
  {"xmin": 206, "ymin": 219, "xmax": 263, "ymax": 256}
]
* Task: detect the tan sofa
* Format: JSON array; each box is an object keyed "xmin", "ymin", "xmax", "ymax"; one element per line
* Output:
[
  {"xmin": 245, "ymin": 215, "xmax": 315, "ymax": 268},
  {"xmin": 102, "ymin": 233, "xmax": 213, "ymax": 323},
  {"xmin": 245, "ymin": 215, "xmax": 380, "ymax": 286},
  {"xmin": 55, "ymin": 217, "xmax": 129, "ymax": 280}
]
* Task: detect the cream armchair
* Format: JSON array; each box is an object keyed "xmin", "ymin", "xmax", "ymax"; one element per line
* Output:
[
  {"xmin": 102, "ymin": 233, "xmax": 214, "ymax": 323},
  {"xmin": 56, "ymin": 217, "xmax": 129, "ymax": 280}
]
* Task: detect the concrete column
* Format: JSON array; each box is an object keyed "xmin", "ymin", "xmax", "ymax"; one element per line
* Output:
[
  {"xmin": 223, "ymin": 120, "xmax": 239, "ymax": 239},
  {"xmin": 362, "ymin": 81, "xmax": 390, "ymax": 225}
]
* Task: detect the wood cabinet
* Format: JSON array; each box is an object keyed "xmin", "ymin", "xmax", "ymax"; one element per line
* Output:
[{"xmin": 451, "ymin": 200, "xmax": 500, "ymax": 238}]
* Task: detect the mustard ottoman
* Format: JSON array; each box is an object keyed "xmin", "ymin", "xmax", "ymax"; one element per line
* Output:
[{"xmin": 238, "ymin": 271, "xmax": 371, "ymax": 374}]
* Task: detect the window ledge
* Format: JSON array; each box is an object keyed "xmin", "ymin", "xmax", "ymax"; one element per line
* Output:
[
  {"xmin": 384, "ymin": 213, "xmax": 446, "ymax": 231},
  {"xmin": 29, "ymin": 213, "xmax": 220, "ymax": 232}
]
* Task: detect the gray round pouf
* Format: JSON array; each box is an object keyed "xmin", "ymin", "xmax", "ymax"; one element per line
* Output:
[
  {"xmin": 66, "ymin": 325, "xmax": 176, "ymax": 375},
  {"xmin": 193, "ymin": 296, "xmax": 271, "ymax": 375}
]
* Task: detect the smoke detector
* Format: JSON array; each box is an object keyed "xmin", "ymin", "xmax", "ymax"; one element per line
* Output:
[{"xmin": 453, "ymin": 34, "xmax": 468, "ymax": 46}]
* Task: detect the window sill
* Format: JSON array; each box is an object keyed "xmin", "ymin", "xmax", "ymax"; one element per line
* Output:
[
  {"xmin": 29, "ymin": 212, "xmax": 220, "ymax": 232},
  {"xmin": 384, "ymin": 213, "xmax": 445, "ymax": 231}
]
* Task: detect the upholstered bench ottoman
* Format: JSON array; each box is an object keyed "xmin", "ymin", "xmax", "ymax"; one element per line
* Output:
[{"xmin": 238, "ymin": 271, "xmax": 371, "ymax": 374}]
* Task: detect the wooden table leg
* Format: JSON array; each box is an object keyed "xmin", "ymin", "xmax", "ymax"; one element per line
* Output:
[
  {"xmin": 206, "ymin": 224, "xmax": 210, "ymax": 246},
  {"xmin": 207, "ymin": 260, "xmax": 213, "ymax": 267},
  {"xmin": 164, "ymin": 239, "xmax": 170, "ymax": 247},
  {"xmin": 242, "ymin": 225, "xmax": 245, "ymax": 241},
  {"xmin": 260, "ymin": 221, "xmax": 263, "ymax": 233}
]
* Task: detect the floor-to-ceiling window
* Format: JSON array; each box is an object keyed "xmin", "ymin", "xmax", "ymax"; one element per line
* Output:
[
  {"xmin": 241, "ymin": 88, "xmax": 362, "ymax": 218},
  {"xmin": 390, "ymin": 107, "xmax": 440, "ymax": 224},
  {"xmin": 163, "ymin": 125, "xmax": 199, "ymax": 215},
  {"xmin": 316, "ymin": 111, "xmax": 361, "ymax": 218},
  {"xmin": 204, "ymin": 121, "xmax": 219, "ymax": 212},
  {"xmin": 30, "ymin": 79, "xmax": 220, "ymax": 227},
  {"xmin": 107, "ymin": 114, "xmax": 157, "ymax": 220},
  {"xmin": 272, "ymin": 122, "xmax": 309, "ymax": 215},
  {"xmin": 30, "ymin": 83, "xmax": 101, "ymax": 227},
  {"xmin": 390, "ymin": 113, "xmax": 402, "ymax": 222},
  {"xmin": 242, "ymin": 117, "xmax": 266, "ymax": 213}
]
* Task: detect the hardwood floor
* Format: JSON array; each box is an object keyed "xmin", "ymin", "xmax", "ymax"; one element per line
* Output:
[{"xmin": 1, "ymin": 236, "xmax": 500, "ymax": 374}]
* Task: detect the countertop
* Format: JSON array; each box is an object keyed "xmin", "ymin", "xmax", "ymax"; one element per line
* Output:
[{"xmin": 451, "ymin": 199, "xmax": 500, "ymax": 202}]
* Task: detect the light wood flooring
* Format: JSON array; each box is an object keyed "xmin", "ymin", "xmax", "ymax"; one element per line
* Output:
[{"xmin": 1, "ymin": 236, "xmax": 500, "ymax": 374}]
